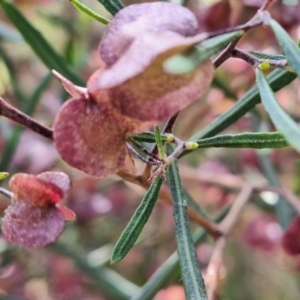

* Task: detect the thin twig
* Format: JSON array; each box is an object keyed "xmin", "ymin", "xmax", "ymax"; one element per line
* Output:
[
  {"xmin": 218, "ymin": 184, "xmax": 253, "ymax": 234},
  {"xmin": 259, "ymin": 0, "xmax": 276, "ymax": 11},
  {"xmin": 213, "ymin": 38, "xmax": 241, "ymax": 69},
  {"xmin": 0, "ymin": 97, "xmax": 53, "ymax": 140},
  {"xmin": 142, "ymin": 113, "xmax": 180, "ymax": 178},
  {"xmin": 0, "ymin": 187, "xmax": 13, "ymax": 199},
  {"xmin": 126, "ymin": 143, "xmax": 161, "ymax": 166},
  {"xmin": 213, "ymin": 7, "xmax": 271, "ymax": 69},
  {"xmin": 127, "ymin": 138, "xmax": 164, "ymax": 162},
  {"xmin": 206, "ymin": 185, "xmax": 253, "ymax": 300}
]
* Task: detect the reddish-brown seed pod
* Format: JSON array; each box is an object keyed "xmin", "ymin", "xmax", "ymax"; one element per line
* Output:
[
  {"xmin": 282, "ymin": 216, "xmax": 300, "ymax": 255},
  {"xmin": 99, "ymin": 2, "xmax": 199, "ymax": 67},
  {"xmin": 1, "ymin": 172, "xmax": 74, "ymax": 248}
]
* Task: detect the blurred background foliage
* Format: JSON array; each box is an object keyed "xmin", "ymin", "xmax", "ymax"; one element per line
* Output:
[{"xmin": 0, "ymin": 0, "xmax": 300, "ymax": 299}]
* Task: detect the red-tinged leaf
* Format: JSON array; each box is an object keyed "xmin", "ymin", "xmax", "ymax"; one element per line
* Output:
[
  {"xmin": 37, "ymin": 171, "xmax": 71, "ymax": 200},
  {"xmin": 282, "ymin": 216, "xmax": 300, "ymax": 255},
  {"xmin": 56, "ymin": 203, "xmax": 76, "ymax": 221},
  {"xmin": 2, "ymin": 201, "xmax": 65, "ymax": 247},
  {"xmin": 87, "ymin": 69, "xmax": 155, "ymax": 133},
  {"xmin": 107, "ymin": 58, "xmax": 213, "ymax": 122},
  {"xmin": 99, "ymin": 2, "xmax": 198, "ymax": 67},
  {"xmin": 53, "ymin": 97, "xmax": 129, "ymax": 177},
  {"xmin": 9, "ymin": 174, "xmax": 64, "ymax": 206}
]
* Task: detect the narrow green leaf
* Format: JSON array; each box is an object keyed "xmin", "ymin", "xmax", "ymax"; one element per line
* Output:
[
  {"xmin": 164, "ymin": 31, "xmax": 243, "ymax": 74},
  {"xmin": 51, "ymin": 242, "xmax": 139, "ymax": 300},
  {"xmin": 184, "ymin": 188, "xmax": 210, "ymax": 219},
  {"xmin": 0, "ymin": 172, "xmax": 8, "ymax": 180},
  {"xmin": 97, "ymin": 0, "xmax": 124, "ymax": 16},
  {"xmin": 197, "ymin": 132, "xmax": 289, "ymax": 149},
  {"xmin": 0, "ymin": 45, "xmax": 27, "ymax": 104},
  {"xmin": 0, "ymin": 0, "xmax": 84, "ymax": 86},
  {"xmin": 111, "ymin": 176, "xmax": 163, "ymax": 264},
  {"xmin": 249, "ymin": 51, "xmax": 286, "ymax": 61},
  {"xmin": 270, "ymin": 19, "xmax": 300, "ymax": 78},
  {"xmin": 154, "ymin": 126, "xmax": 166, "ymax": 159},
  {"xmin": 166, "ymin": 145, "xmax": 207, "ymax": 300},
  {"xmin": 71, "ymin": 0, "xmax": 109, "ymax": 24},
  {"xmin": 256, "ymin": 69, "xmax": 300, "ymax": 151},
  {"xmin": 258, "ymin": 153, "xmax": 296, "ymax": 229},
  {"xmin": 188, "ymin": 69, "xmax": 297, "ymax": 142}
]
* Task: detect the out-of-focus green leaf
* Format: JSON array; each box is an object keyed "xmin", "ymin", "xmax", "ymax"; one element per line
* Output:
[
  {"xmin": 283, "ymin": 0, "xmax": 298, "ymax": 5},
  {"xmin": 249, "ymin": 51, "xmax": 286, "ymax": 61},
  {"xmin": 256, "ymin": 69, "xmax": 300, "ymax": 151},
  {"xmin": 189, "ymin": 69, "xmax": 297, "ymax": 142},
  {"xmin": 270, "ymin": 19, "xmax": 300, "ymax": 78},
  {"xmin": 166, "ymin": 145, "xmax": 207, "ymax": 300},
  {"xmin": 0, "ymin": 45, "xmax": 26, "ymax": 104},
  {"xmin": 0, "ymin": 172, "xmax": 8, "ymax": 180},
  {"xmin": 258, "ymin": 153, "xmax": 296, "ymax": 229},
  {"xmin": 197, "ymin": 132, "xmax": 289, "ymax": 149},
  {"xmin": 51, "ymin": 242, "xmax": 139, "ymax": 300},
  {"xmin": 0, "ymin": 73, "xmax": 52, "ymax": 171},
  {"xmin": 164, "ymin": 31, "xmax": 243, "ymax": 74},
  {"xmin": 111, "ymin": 176, "xmax": 163, "ymax": 264},
  {"xmin": 0, "ymin": 0, "xmax": 84, "ymax": 86},
  {"xmin": 97, "ymin": 0, "xmax": 124, "ymax": 16},
  {"xmin": 70, "ymin": 0, "xmax": 109, "ymax": 24},
  {"xmin": 184, "ymin": 188, "xmax": 210, "ymax": 219}
]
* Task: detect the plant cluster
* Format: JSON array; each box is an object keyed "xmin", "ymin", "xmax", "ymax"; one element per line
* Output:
[{"xmin": 0, "ymin": 0, "xmax": 300, "ymax": 299}]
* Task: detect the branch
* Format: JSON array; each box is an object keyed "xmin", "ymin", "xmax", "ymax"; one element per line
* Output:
[
  {"xmin": 206, "ymin": 185, "xmax": 253, "ymax": 300},
  {"xmin": 259, "ymin": 0, "xmax": 276, "ymax": 11},
  {"xmin": 0, "ymin": 97, "xmax": 53, "ymax": 140}
]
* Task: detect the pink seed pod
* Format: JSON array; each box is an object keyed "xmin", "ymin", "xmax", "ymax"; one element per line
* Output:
[{"xmin": 99, "ymin": 2, "xmax": 199, "ymax": 67}]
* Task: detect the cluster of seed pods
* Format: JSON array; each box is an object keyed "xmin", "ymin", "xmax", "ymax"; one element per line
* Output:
[{"xmin": 53, "ymin": 2, "xmax": 214, "ymax": 178}]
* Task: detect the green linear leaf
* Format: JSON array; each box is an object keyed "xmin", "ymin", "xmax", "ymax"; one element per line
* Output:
[
  {"xmin": 249, "ymin": 50, "xmax": 286, "ymax": 61},
  {"xmin": 258, "ymin": 153, "xmax": 296, "ymax": 229},
  {"xmin": 270, "ymin": 19, "xmax": 300, "ymax": 78},
  {"xmin": 131, "ymin": 208, "xmax": 229, "ymax": 300},
  {"xmin": 166, "ymin": 145, "xmax": 207, "ymax": 300},
  {"xmin": 51, "ymin": 242, "xmax": 139, "ymax": 300},
  {"xmin": 256, "ymin": 68, "xmax": 300, "ymax": 151},
  {"xmin": 197, "ymin": 132, "xmax": 289, "ymax": 149},
  {"xmin": 0, "ymin": 45, "xmax": 26, "ymax": 104},
  {"xmin": 97, "ymin": 0, "xmax": 124, "ymax": 16},
  {"xmin": 164, "ymin": 31, "xmax": 243, "ymax": 74},
  {"xmin": 111, "ymin": 176, "xmax": 163, "ymax": 264},
  {"xmin": 130, "ymin": 132, "xmax": 168, "ymax": 143},
  {"xmin": 184, "ymin": 188, "xmax": 210, "ymax": 219},
  {"xmin": 71, "ymin": 0, "xmax": 109, "ymax": 24},
  {"xmin": 189, "ymin": 69, "xmax": 297, "ymax": 143},
  {"xmin": 0, "ymin": 0, "xmax": 84, "ymax": 86},
  {"xmin": 154, "ymin": 126, "xmax": 166, "ymax": 159}
]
